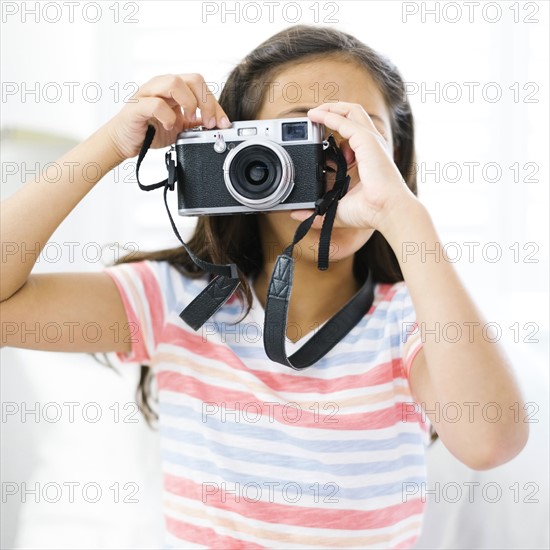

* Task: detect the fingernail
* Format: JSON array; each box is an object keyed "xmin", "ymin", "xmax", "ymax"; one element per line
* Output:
[
  {"xmin": 189, "ymin": 112, "xmax": 196, "ymax": 122},
  {"xmin": 207, "ymin": 116, "xmax": 216, "ymax": 129},
  {"xmin": 220, "ymin": 116, "xmax": 230, "ymax": 128}
]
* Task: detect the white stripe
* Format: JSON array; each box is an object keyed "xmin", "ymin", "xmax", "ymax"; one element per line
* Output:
[
  {"xmin": 162, "ymin": 490, "xmax": 423, "ymax": 548},
  {"xmin": 161, "ymin": 405, "xmax": 427, "ymax": 466},
  {"xmin": 160, "ymin": 391, "xmax": 427, "ymax": 443},
  {"xmin": 111, "ymin": 261, "xmax": 426, "ymax": 547},
  {"xmin": 161, "ymin": 454, "xmax": 426, "ymax": 510}
]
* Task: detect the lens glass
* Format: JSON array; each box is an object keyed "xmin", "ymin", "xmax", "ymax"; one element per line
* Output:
[
  {"xmin": 245, "ymin": 161, "xmax": 269, "ymax": 185},
  {"xmin": 229, "ymin": 145, "xmax": 283, "ymax": 200}
]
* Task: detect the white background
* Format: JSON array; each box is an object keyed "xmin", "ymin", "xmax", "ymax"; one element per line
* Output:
[{"xmin": 1, "ymin": 1, "xmax": 549, "ymax": 548}]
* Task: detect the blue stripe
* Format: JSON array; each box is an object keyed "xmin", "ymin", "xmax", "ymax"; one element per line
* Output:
[
  {"xmin": 159, "ymin": 403, "xmax": 423, "ymax": 453},
  {"xmin": 224, "ymin": 340, "xmax": 402, "ymax": 362},
  {"xmin": 161, "ymin": 446, "xmax": 425, "ymax": 501},
  {"xmin": 206, "ymin": 320, "xmax": 393, "ymax": 343},
  {"xmin": 161, "ymin": 424, "xmax": 425, "ymax": 476}
]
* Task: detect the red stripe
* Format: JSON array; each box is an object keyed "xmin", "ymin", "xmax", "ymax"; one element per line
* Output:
[
  {"xmin": 165, "ymin": 475, "xmax": 425, "ymax": 530},
  {"xmin": 133, "ymin": 261, "xmax": 165, "ymax": 349},
  {"xmin": 161, "ymin": 321, "xmax": 408, "ymax": 393},
  {"xmin": 104, "ymin": 267, "xmax": 149, "ymax": 362},
  {"xmin": 157, "ymin": 370, "xmax": 424, "ymax": 429},
  {"xmin": 158, "ymin": 280, "xmax": 406, "ymax": 395},
  {"xmin": 165, "ymin": 515, "xmax": 265, "ymax": 549},
  {"xmin": 377, "ymin": 283, "xmax": 398, "ymax": 298},
  {"xmin": 404, "ymin": 339, "xmax": 423, "ymax": 380}
]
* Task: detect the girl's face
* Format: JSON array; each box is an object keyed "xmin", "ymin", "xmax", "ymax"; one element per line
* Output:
[{"xmin": 255, "ymin": 56, "xmax": 394, "ymax": 266}]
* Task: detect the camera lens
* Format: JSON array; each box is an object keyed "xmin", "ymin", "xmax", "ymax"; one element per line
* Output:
[
  {"xmin": 245, "ymin": 160, "xmax": 269, "ymax": 185},
  {"xmin": 224, "ymin": 141, "xmax": 294, "ymax": 209},
  {"xmin": 230, "ymin": 145, "xmax": 281, "ymax": 199}
]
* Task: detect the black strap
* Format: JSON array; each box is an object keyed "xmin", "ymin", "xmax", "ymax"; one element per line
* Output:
[
  {"xmin": 264, "ymin": 256, "xmax": 374, "ymax": 369},
  {"xmin": 136, "ymin": 125, "xmax": 167, "ymax": 191},
  {"xmin": 314, "ymin": 136, "xmax": 350, "ymax": 270},
  {"xmin": 135, "ymin": 127, "xmax": 375, "ymax": 370},
  {"xmin": 262, "ymin": 143, "xmax": 374, "ymax": 369},
  {"xmin": 136, "ymin": 125, "xmax": 240, "ymax": 328}
]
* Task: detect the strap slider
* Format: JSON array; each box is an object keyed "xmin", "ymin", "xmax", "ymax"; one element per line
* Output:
[
  {"xmin": 165, "ymin": 147, "xmax": 177, "ymax": 191},
  {"xmin": 164, "ymin": 146, "xmax": 175, "ymax": 167},
  {"xmin": 314, "ymin": 196, "xmax": 332, "ymax": 216},
  {"xmin": 229, "ymin": 263, "xmax": 239, "ymax": 279}
]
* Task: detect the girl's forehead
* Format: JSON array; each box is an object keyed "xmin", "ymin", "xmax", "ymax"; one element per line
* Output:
[{"xmin": 256, "ymin": 58, "xmax": 390, "ymax": 124}]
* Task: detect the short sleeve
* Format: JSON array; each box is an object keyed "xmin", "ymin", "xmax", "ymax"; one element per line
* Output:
[
  {"xmin": 390, "ymin": 283, "xmax": 433, "ymax": 445},
  {"xmin": 103, "ymin": 260, "xmax": 170, "ymax": 363},
  {"xmin": 395, "ymin": 284, "xmax": 424, "ymax": 380}
]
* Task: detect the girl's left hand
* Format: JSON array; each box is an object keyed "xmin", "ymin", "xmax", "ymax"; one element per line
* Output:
[{"xmin": 292, "ymin": 102, "xmax": 417, "ymax": 233}]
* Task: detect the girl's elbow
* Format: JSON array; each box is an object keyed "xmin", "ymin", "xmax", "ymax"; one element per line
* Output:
[{"xmin": 466, "ymin": 423, "xmax": 530, "ymax": 471}]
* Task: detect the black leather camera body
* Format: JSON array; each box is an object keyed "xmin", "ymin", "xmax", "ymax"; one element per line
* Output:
[{"xmin": 175, "ymin": 118, "xmax": 326, "ymax": 215}]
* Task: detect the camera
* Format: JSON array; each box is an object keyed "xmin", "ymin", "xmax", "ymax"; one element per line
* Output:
[{"xmin": 175, "ymin": 118, "xmax": 326, "ymax": 215}]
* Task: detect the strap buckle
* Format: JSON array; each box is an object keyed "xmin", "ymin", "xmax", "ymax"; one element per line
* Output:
[
  {"xmin": 314, "ymin": 195, "xmax": 332, "ymax": 216},
  {"xmin": 165, "ymin": 146, "xmax": 177, "ymax": 191},
  {"xmin": 314, "ymin": 175, "xmax": 350, "ymax": 216}
]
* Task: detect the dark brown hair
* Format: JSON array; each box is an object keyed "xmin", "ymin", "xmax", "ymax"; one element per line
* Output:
[{"xmin": 113, "ymin": 25, "xmax": 425, "ymax": 434}]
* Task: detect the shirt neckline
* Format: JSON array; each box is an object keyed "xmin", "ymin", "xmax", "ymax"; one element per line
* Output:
[{"xmin": 247, "ymin": 277, "xmax": 323, "ymax": 355}]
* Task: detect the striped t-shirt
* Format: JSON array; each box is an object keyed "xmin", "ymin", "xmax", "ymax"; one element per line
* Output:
[{"xmin": 104, "ymin": 260, "xmax": 429, "ymax": 549}]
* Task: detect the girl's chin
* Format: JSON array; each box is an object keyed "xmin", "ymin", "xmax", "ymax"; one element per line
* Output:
[
  {"xmin": 297, "ymin": 226, "xmax": 375, "ymax": 264},
  {"xmin": 260, "ymin": 210, "xmax": 375, "ymax": 260}
]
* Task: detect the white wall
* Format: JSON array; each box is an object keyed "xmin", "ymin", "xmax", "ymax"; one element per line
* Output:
[{"xmin": 1, "ymin": 1, "xmax": 548, "ymax": 548}]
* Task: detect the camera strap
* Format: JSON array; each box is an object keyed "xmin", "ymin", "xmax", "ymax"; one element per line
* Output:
[
  {"xmin": 262, "ymin": 137, "xmax": 374, "ymax": 369},
  {"xmin": 135, "ymin": 125, "xmax": 241, "ymax": 329},
  {"xmin": 135, "ymin": 125, "xmax": 374, "ymax": 370}
]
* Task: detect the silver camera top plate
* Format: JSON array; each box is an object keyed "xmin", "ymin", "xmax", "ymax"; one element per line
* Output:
[{"xmin": 175, "ymin": 117, "xmax": 324, "ymax": 147}]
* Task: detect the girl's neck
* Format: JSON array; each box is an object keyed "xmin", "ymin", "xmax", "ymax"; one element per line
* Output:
[{"xmin": 253, "ymin": 246, "xmax": 360, "ymax": 344}]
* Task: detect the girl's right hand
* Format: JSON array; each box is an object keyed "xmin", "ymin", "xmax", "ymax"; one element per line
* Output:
[{"xmin": 104, "ymin": 73, "xmax": 231, "ymax": 162}]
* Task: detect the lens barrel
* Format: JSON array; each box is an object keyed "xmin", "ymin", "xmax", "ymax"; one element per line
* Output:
[{"xmin": 223, "ymin": 140, "xmax": 294, "ymax": 209}]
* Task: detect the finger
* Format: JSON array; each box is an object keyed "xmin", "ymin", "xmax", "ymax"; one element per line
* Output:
[
  {"xmin": 308, "ymin": 109, "xmax": 381, "ymax": 145},
  {"xmin": 172, "ymin": 107, "xmax": 187, "ymax": 131},
  {"xmin": 134, "ymin": 74, "xmax": 186, "ymax": 103},
  {"xmin": 179, "ymin": 73, "xmax": 230, "ymax": 129},
  {"xmin": 309, "ymin": 102, "xmax": 378, "ymax": 133},
  {"xmin": 134, "ymin": 74, "xmax": 198, "ymax": 123},
  {"xmin": 132, "ymin": 97, "xmax": 178, "ymax": 131},
  {"xmin": 290, "ymin": 202, "xmax": 365, "ymax": 230},
  {"xmin": 136, "ymin": 74, "xmax": 230, "ymax": 129},
  {"xmin": 332, "ymin": 185, "xmax": 369, "ymax": 229},
  {"xmin": 339, "ymin": 140, "xmax": 356, "ymax": 168},
  {"xmin": 308, "ymin": 108, "xmax": 390, "ymax": 167},
  {"xmin": 171, "ymin": 84, "xmax": 199, "ymax": 124}
]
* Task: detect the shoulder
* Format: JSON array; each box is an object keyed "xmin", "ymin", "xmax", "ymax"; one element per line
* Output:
[
  {"xmin": 363, "ymin": 280, "xmax": 417, "ymax": 345},
  {"xmin": 371, "ymin": 280, "xmax": 413, "ymax": 317},
  {"xmin": 104, "ymin": 259, "xmax": 210, "ymax": 312}
]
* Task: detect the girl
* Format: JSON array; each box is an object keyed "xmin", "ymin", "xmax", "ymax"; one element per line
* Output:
[{"xmin": 1, "ymin": 26, "xmax": 528, "ymax": 549}]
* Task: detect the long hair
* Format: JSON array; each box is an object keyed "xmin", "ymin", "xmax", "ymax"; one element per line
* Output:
[{"xmin": 112, "ymin": 25, "xmax": 423, "ymax": 433}]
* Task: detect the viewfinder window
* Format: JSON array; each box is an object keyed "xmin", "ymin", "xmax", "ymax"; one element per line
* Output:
[{"xmin": 282, "ymin": 121, "xmax": 308, "ymax": 141}]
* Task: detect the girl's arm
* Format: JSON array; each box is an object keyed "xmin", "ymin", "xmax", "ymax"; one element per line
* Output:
[
  {"xmin": 1, "ymin": 74, "xmax": 230, "ymax": 353},
  {"xmin": 306, "ymin": 102, "xmax": 529, "ymax": 470},
  {"xmin": 0, "ymin": 127, "xmax": 133, "ymax": 353},
  {"xmin": 384, "ymin": 200, "xmax": 528, "ymax": 470}
]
